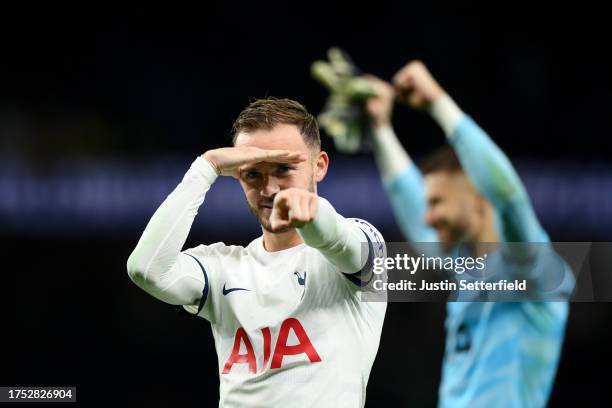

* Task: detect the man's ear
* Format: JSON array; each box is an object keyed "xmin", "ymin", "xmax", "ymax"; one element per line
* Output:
[
  {"xmin": 475, "ymin": 192, "xmax": 493, "ymax": 216},
  {"xmin": 459, "ymin": 173, "xmax": 487, "ymax": 214},
  {"xmin": 314, "ymin": 151, "xmax": 329, "ymax": 183}
]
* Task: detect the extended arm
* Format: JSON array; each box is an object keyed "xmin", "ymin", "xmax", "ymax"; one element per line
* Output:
[
  {"xmin": 126, "ymin": 157, "xmax": 217, "ymax": 305},
  {"xmin": 298, "ymin": 197, "xmax": 381, "ymax": 274},
  {"xmin": 431, "ymin": 96, "xmax": 547, "ymax": 242},
  {"xmin": 365, "ymin": 76, "xmax": 437, "ymax": 242}
]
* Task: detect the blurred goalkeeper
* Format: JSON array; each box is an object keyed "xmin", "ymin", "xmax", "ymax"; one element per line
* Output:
[{"xmin": 361, "ymin": 62, "xmax": 569, "ymax": 407}]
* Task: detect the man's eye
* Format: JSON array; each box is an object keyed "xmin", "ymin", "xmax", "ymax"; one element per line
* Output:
[
  {"xmin": 277, "ymin": 166, "xmax": 292, "ymax": 174},
  {"xmin": 245, "ymin": 171, "xmax": 261, "ymax": 180}
]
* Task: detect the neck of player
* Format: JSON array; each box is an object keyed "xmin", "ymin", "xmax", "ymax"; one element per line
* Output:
[{"xmin": 262, "ymin": 228, "xmax": 304, "ymax": 252}]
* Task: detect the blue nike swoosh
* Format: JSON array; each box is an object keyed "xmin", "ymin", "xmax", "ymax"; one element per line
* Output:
[{"xmin": 222, "ymin": 283, "xmax": 250, "ymax": 296}]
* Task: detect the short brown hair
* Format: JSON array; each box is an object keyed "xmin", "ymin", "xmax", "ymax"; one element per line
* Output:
[
  {"xmin": 421, "ymin": 146, "xmax": 463, "ymax": 175},
  {"xmin": 232, "ymin": 97, "xmax": 320, "ymax": 150}
]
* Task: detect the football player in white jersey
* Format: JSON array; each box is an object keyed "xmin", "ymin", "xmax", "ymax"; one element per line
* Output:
[{"xmin": 127, "ymin": 98, "xmax": 387, "ymax": 408}]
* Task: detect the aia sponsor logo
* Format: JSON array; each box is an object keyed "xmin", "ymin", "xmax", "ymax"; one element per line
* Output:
[{"xmin": 223, "ymin": 317, "xmax": 321, "ymax": 374}]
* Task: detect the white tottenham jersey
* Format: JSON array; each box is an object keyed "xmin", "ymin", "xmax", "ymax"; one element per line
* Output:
[
  {"xmin": 127, "ymin": 157, "xmax": 387, "ymax": 408},
  {"xmin": 182, "ymin": 221, "xmax": 386, "ymax": 408}
]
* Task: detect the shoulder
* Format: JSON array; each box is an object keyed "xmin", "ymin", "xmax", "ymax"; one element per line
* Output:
[{"xmin": 184, "ymin": 242, "xmax": 248, "ymax": 259}]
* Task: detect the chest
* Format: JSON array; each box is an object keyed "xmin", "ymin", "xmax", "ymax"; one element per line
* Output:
[{"xmin": 215, "ymin": 251, "xmax": 344, "ymax": 331}]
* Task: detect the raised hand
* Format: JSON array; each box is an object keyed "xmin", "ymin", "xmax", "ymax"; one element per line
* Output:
[
  {"xmin": 203, "ymin": 147, "xmax": 306, "ymax": 178},
  {"xmin": 364, "ymin": 75, "xmax": 396, "ymax": 128},
  {"xmin": 269, "ymin": 188, "xmax": 318, "ymax": 232},
  {"xmin": 392, "ymin": 61, "xmax": 446, "ymax": 109}
]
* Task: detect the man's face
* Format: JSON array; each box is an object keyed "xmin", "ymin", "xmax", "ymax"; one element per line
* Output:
[
  {"xmin": 234, "ymin": 124, "xmax": 326, "ymax": 232},
  {"xmin": 424, "ymin": 171, "xmax": 485, "ymax": 246}
]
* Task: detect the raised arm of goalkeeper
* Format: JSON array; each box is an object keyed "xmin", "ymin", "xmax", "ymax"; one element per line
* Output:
[{"xmin": 365, "ymin": 61, "xmax": 547, "ymax": 243}]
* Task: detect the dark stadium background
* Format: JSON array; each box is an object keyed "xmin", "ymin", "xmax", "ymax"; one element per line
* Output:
[{"xmin": 1, "ymin": 7, "xmax": 610, "ymax": 407}]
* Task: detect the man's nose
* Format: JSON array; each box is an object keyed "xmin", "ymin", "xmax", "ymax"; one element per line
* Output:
[{"xmin": 261, "ymin": 175, "xmax": 280, "ymax": 197}]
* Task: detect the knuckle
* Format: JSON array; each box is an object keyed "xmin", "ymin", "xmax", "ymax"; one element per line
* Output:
[{"xmin": 410, "ymin": 60, "xmax": 424, "ymax": 69}]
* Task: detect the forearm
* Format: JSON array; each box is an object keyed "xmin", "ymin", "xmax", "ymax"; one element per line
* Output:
[
  {"xmin": 297, "ymin": 197, "xmax": 365, "ymax": 273},
  {"xmin": 385, "ymin": 165, "xmax": 438, "ymax": 243},
  {"xmin": 430, "ymin": 95, "xmax": 529, "ymax": 208},
  {"xmin": 371, "ymin": 125, "xmax": 412, "ymax": 182},
  {"xmin": 430, "ymin": 95, "xmax": 547, "ymax": 241},
  {"xmin": 126, "ymin": 156, "xmax": 218, "ymax": 303}
]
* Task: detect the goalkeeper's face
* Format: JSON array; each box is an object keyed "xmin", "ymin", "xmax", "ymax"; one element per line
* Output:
[
  {"xmin": 235, "ymin": 124, "xmax": 328, "ymax": 232},
  {"xmin": 424, "ymin": 171, "xmax": 488, "ymax": 246}
]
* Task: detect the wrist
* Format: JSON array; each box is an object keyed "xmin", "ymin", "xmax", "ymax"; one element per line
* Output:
[
  {"xmin": 297, "ymin": 197, "xmax": 335, "ymax": 246},
  {"xmin": 371, "ymin": 116, "xmax": 392, "ymax": 130},
  {"xmin": 371, "ymin": 125, "xmax": 411, "ymax": 181},
  {"xmin": 428, "ymin": 94, "xmax": 464, "ymax": 137},
  {"xmin": 189, "ymin": 156, "xmax": 220, "ymax": 185},
  {"xmin": 201, "ymin": 151, "xmax": 221, "ymax": 176}
]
